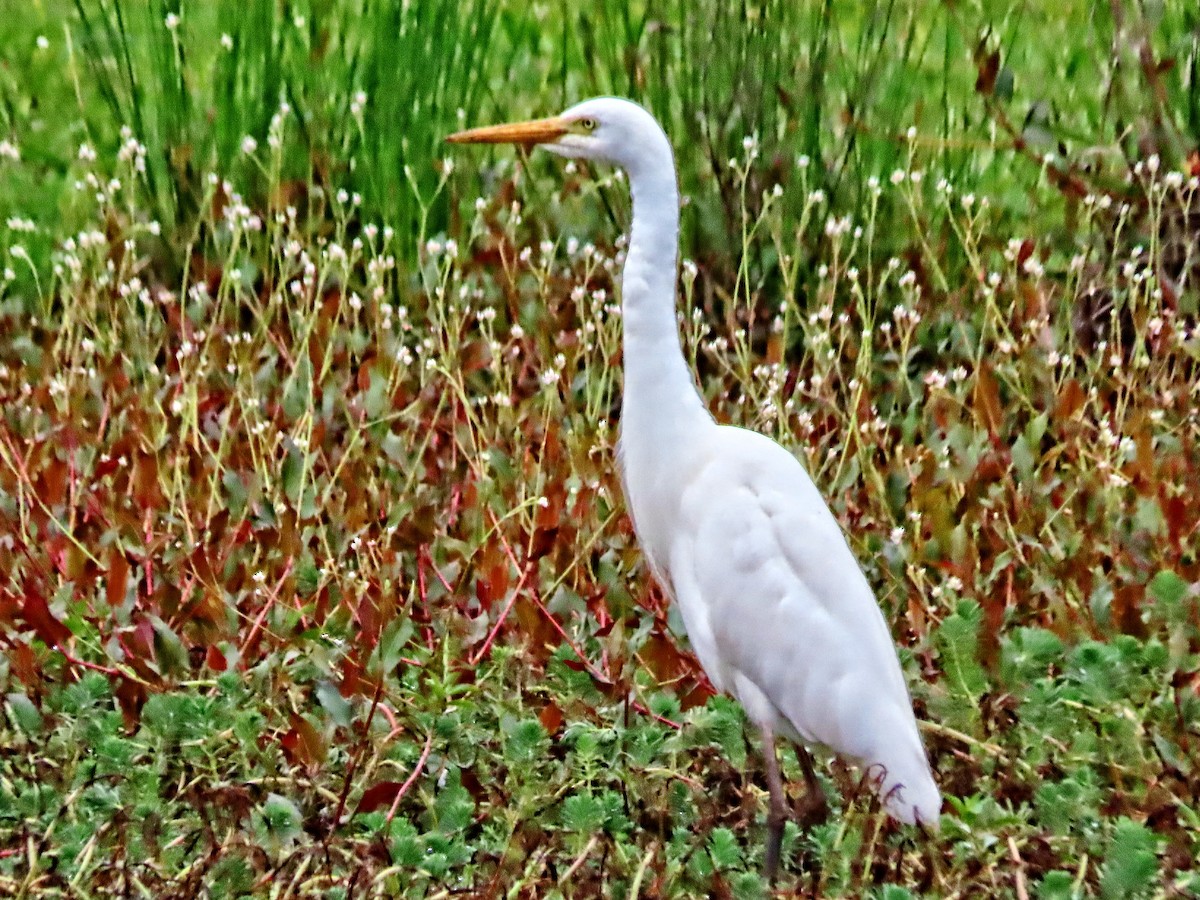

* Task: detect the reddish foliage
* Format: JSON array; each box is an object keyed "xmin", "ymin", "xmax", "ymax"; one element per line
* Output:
[
  {"xmin": 971, "ymin": 362, "xmax": 1004, "ymax": 438},
  {"xmin": 355, "ymin": 780, "xmax": 405, "ymax": 815},
  {"xmin": 106, "ymin": 549, "xmax": 130, "ymax": 607},
  {"xmin": 281, "ymin": 714, "xmax": 327, "ymax": 770},
  {"xmin": 539, "ymin": 701, "xmax": 564, "ymax": 736},
  {"xmin": 21, "ymin": 587, "xmax": 71, "ymax": 649}
]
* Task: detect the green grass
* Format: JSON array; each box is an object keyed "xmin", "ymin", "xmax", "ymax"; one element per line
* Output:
[{"xmin": 2, "ymin": 1, "xmax": 1200, "ymax": 897}]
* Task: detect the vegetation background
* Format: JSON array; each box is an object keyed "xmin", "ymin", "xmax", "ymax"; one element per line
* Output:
[{"xmin": 1, "ymin": 1, "xmax": 1199, "ymax": 897}]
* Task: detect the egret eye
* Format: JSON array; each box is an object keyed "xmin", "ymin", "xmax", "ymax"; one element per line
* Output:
[{"xmin": 579, "ymin": 118, "xmax": 598, "ymax": 132}]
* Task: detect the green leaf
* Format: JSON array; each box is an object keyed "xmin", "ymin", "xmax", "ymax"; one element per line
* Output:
[
  {"xmin": 1011, "ymin": 433, "xmax": 1036, "ymax": 479},
  {"xmin": 95, "ymin": 734, "xmax": 137, "ymax": 774},
  {"xmin": 151, "ymin": 617, "xmax": 188, "ymax": 677},
  {"xmin": 5, "ymin": 693, "xmax": 43, "ymax": 734},
  {"xmin": 253, "ymin": 793, "xmax": 303, "ymax": 854},
  {"xmin": 1036, "ymin": 871, "xmax": 1077, "ymax": 900},
  {"xmin": 936, "ymin": 600, "xmax": 988, "ymax": 728},
  {"xmin": 371, "ymin": 617, "xmax": 415, "ymax": 674},
  {"xmin": 432, "ymin": 771, "xmax": 474, "ymax": 833},
  {"xmin": 1100, "ymin": 817, "xmax": 1159, "ymax": 899},
  {"xmin": 316, "ymin": 681, "xmax": 355, "ymax": 728},
  {"xmin": 295, "ymin": 555, "xmax": 321, "ymax": 596},
  {"xmin": 731, "ymin": 871, "xmax": 766, "ymax": 900},
  {"xmin": 142, "ymin": 693, "xmax": 193, "ymax": 741},
  {"xmin": 1147, "ymin": 570, "xmax": 1188, "ymax": 605},
  {"xmin": 1001, "ymin": 626, "xmax": 1064, "ymax": 685},
  {"xmin": 282, "ymin": 356, "xmax": 313, "ymax": 419},
  {"xmin": 708, "ymin": 826, "xmax": 742, "ymax": 870},
  {"xmin": 1035, "ymin": 770, "xmax": 1100, "ymax": 835},
  {"xmin": 695, "ymin": 695, "xmax": 746, "ymax": 769},
  {"xmin": 58, "ymin": 672, "xmax": 111, "ymax": 714},
  {"xmin": 994, "ymin": 66, "xmax": 1014, "ymax": 101},
  {"xmin": 389, "ymin": 819, "xmax": 424, "ymax": 867},
  {"xmin": 504, "ymin": 718, "xmax": 547, "ymax": 763},
  {"xmin": 596, "ymin": 789, "xmax": 631, "ymax": 835},
  {"xmin": 281, "ymin": 446, "xmax": 304, "ymax": 504},
  {"xmin": 208, "ymin": 855, "xmax": 255, "ymax": 898},
  {"xmin": 561, "ymin": 791, "xmax": 604, "ymax": 832},
  {"xmin": 222, "ymin": 469, "xmax": 248, "ymax": 517},
  {"xmin": 647, "ymin": 691, "xmax": 681, "ymax": 721}
]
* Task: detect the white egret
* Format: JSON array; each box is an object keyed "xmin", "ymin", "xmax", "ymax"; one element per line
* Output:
[{"xmin": 448, "ymin": 98, "xmax": 940, "ymax": 880}]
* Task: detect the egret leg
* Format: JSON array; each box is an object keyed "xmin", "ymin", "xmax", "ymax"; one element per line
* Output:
[
  {"xmin": 760, "ymin": 724, "xmax": 788, "ymax": 884},
  {"xmin": 794, "ymin": 744, "xmax": 830, "ymax": 826}
]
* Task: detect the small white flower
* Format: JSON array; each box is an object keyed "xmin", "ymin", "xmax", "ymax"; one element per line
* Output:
[
  {"xmin": 165, "ymin": 12, "xmax": 180, "ymax": 30},
  {"xmin": 241, "ymin": 135, "xmax": 258, "ymax": 155},
  {"xmin": 220, "ymin": 33, "xmax": 233, "ymax": 50}
]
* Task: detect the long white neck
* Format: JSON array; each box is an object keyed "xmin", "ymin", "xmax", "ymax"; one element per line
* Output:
[{"xmin": 619, "ymin": 144, "xmax": 711, "ymax": 460}]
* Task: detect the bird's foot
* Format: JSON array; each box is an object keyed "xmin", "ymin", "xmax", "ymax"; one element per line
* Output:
[
  {"xmin": 795, "ymin": 786, "xmax": 830, "ymax": 829},
  {"xmin": 763, "ymin": 806, "xmax": 786, "ymax": 885}
]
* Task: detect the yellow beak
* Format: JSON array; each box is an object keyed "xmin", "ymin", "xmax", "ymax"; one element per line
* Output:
[{"xmin": 446, "ymin": 116, "xmax": 568, "ymax": 146}]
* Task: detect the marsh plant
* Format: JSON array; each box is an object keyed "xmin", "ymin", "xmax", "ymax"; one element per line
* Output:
[{"xmin": 1, "ymin": 1, "xmax": 1199, "ymax": 897}]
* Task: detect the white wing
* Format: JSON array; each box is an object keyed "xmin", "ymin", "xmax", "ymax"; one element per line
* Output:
[{"xmin": 664, "ymin": 425, "xmax": 940, "ymax": 826}]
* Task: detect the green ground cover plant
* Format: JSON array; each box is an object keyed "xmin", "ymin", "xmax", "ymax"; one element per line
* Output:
[{"xmin": 1, "ymin": 1, "xmax": 1199, "ymax": 897}]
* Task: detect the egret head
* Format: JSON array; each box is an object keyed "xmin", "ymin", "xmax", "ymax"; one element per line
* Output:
[{"xmin": 447, "ymin": 97, "xmax": 669, "ymax": 175}]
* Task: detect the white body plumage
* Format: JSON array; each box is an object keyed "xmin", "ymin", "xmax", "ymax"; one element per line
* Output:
[{"xmin": 449, "ymin": 97, "xmax": 940, "ymax": 833}]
